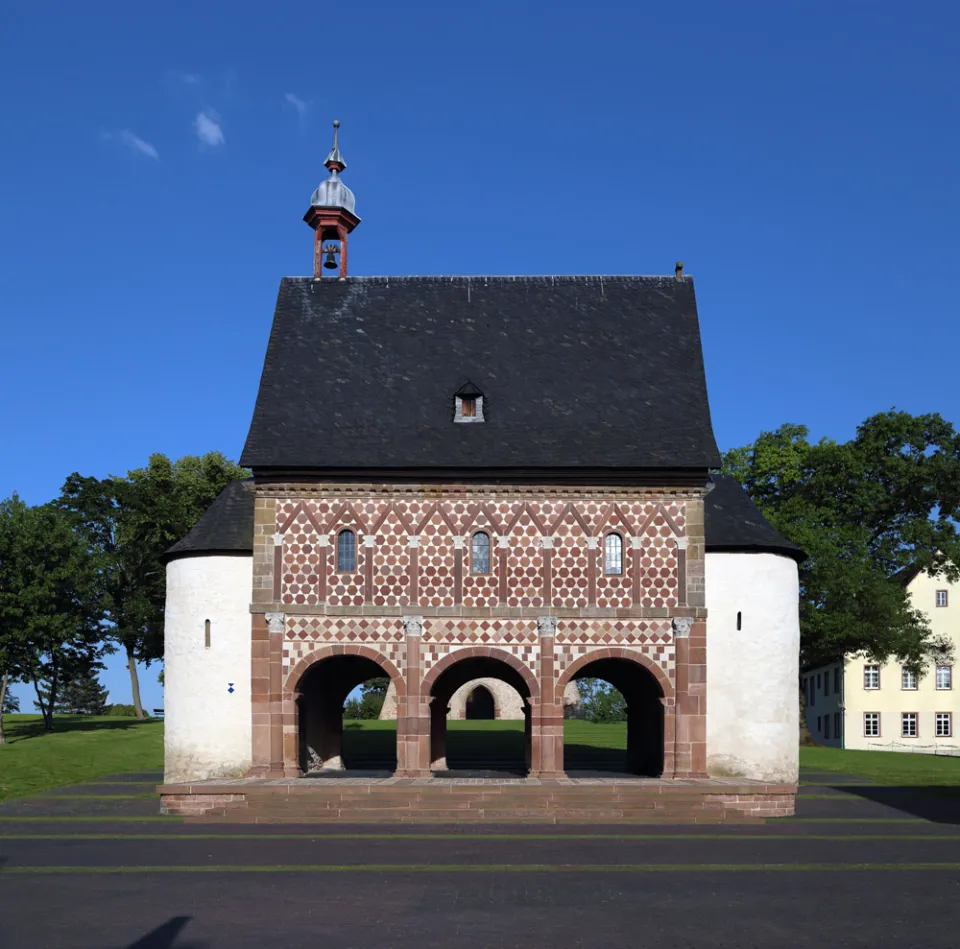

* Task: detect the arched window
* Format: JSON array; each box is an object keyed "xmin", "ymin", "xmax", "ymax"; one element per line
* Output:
[
  {"xmin": 471, "ymin": 531, "xmax": 491, "ymax": 574},
  {"xmin": 337, "ymin": 529, "xmax": 356, "ymax": 572},
  {"xmin": 604, "ymin": 532, "xmax": 623, "ymax": 575}
]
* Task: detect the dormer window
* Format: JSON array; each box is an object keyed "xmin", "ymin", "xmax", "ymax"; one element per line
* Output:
[{"xmin": 454, "ymin": 381, "xmax": 484, "ymax": 424}]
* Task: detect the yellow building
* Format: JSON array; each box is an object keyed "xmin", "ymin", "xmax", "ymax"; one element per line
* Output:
[{"xmin": 802, "ymin": 568, "xmax": 957, "ymax": 753}]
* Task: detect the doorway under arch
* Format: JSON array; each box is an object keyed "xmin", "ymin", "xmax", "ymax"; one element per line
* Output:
[
  {"xmin": 425, "ymin": 652, "xmax": 537, "ymax": 775},
  {"xmin": 294, "ymin": 653, "xmax": 398, "ymax": 773},
  {"xmin": 560, "ymin": 656, "xmax": 667, "ymax": 776},
  {"xmin": 465, "ymin": 684, "xmax": 495, "ymax": 720}
]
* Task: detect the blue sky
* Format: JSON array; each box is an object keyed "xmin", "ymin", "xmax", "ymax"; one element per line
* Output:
[{"xmin": 2, "ymin": 1, "xmax": 958, "ymax": 711}]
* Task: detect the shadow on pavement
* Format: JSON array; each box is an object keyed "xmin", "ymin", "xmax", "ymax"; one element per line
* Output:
[
  {"xmin": 123, "ymin": 916, "xmax": 206, "ymax": 949},
  {"xmin": 827, "ymin": 784, "xmax": 960, "ymax": 823}
]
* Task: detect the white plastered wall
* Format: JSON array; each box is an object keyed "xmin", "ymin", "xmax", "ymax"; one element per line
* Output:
[
  {"xmin": 706, "ymin": 552, "xmax": 800, "ymax": 783},
  {"xmin": 163, "ymin": 555, "xmax": 253, "ymax": 783}
]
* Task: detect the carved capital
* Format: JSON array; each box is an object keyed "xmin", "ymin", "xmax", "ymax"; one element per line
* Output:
[
  {"xmin": 407, "ymin": 535, "xmax": 420, "ymax": 548},
  {"xmin": 271, "ymin": 532, "xmax": 284, "ymax": 547},
  {"xmin": 452, "ymin": 536, "xmax": 465, "ymax": 550},
  {"xmin": 265, "ymin": 611, "xmax": 286, "ymax": 634},
  {"xmin": 675, "ymin": 536, "xmax": 689, "ymax": 550},
  {"xmin": 630, "ymin": 536, "xmax": 643, "ymax": 549},
  {"xmin": 497, "ymin": 535, "xmax": 509, "ymax": 548},
  {"xmin": 672, "ymin": 616, "xmax": 695, "ymax": 638},
  {"xmin": 539, "ymin": 535, "xmax": 554, "ymax": 550},
  {"xmin": 316, "ymin": 534, "xmax": 330, "ymax": 548},
  {"xmin": 402, "ymin": 615, "xmax": 424, "ymax": 638},
  {"xmin": 586, "ymin": 537, "xmax": 599, "ymax": 550},
  {"xmin": 537, "ymin": 615, "xmax": 558, "ymax": 637},
  {"xmin": 363, "ymin": 534, "xmax": 376, "ymax": 548}
]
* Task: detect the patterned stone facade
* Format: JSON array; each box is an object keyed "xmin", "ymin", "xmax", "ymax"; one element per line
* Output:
[{"xmin": 248, "ymin": 484, "xmax": 708, "ymax": 779}]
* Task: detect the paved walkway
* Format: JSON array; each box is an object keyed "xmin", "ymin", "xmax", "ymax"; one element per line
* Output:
[{"xmin": 1, "ymin": 768, "xmax": 959, "ymax": 948}]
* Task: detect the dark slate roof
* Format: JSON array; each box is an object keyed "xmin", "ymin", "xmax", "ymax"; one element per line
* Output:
[
  {"xmin": 704, "ymin": 475, "xmax": 806, "ymax": 562},
  {"xmin": 164, "ymin": 480, "xmax": 255, "ymax": 562},
  {"xmin": 166, "ymin": 474, "xmax": 805, "ymax": 563},
  {"xmin": 893, "ymin": 563, "xmax": 923, "ymax": 586},
  {"xmin": 240, "ymin": 276, "xmax": 721, "ymax": 472}
]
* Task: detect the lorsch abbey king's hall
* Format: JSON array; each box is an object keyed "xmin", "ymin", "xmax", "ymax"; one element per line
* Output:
[{"xmin": 159, "ymin": 124, "xmax": 805, "ymax": 823}]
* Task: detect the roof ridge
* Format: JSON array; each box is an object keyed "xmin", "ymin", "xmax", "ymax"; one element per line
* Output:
[{"xmin": 280, "ymin": 274, "xmax": 693, "ymax": 283}]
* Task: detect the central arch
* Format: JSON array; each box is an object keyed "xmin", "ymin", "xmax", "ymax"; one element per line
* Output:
[{"xmin": 423, "ymin": 648, "xmax": 538, "ymax": 775}]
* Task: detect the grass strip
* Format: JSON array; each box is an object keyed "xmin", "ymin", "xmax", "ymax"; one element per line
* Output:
[
  {"xmin": 6, "ymin": 862, "xmax": 960, "ymax": 874},
  {"xmin": 26, "ymin": 793, "xmax": 158, "ymax": 800},
  {"xmin": 2, "ymin": 833, "xmax": 959, "ymax": 841},
  {"xmin": 0, "ymin": 816, "xmax": 182, "ymax": 823}
]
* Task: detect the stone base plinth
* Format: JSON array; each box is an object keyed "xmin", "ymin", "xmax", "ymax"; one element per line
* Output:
[{"xmin": 158, "ymin": 776, "xmax": 796, "ymax": 824}]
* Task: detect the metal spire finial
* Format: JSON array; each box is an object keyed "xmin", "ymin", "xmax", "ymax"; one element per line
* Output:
[{"xmin": 325, "ymin": 119, "xmax": 345, "ymax": 171}]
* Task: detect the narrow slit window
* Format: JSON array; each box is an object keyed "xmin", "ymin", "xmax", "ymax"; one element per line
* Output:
[
  {"xmin": 204, "ymin": 619, "xmax": 211, "ymax": 648},
  {"xmin": 736, "ymin": 611, "xmax": 742, "ymax": 631},
  {"xmin": 337, "ymin": 530, "xmax": 357, "ymax": 572},
  {"xmin": 471, "ymin": 531, "xmax": 490, "ymax": 574},
  {"xmin": 604, "ymin": 533, "xmax": 623, "ymax": 575}
]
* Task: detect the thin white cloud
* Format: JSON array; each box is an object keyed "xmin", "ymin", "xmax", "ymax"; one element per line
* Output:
[
  {"xmin": 101, "ymin": 129, "xmax": 159, "ymax": 160},
  {"xmin": 194, "ymin": 109, "xmax": 224, "ymax": 147},
  {"xmin": 169, "ymin": 70, "xmax": 200, "ymax": 85},
  {"xmin": 285, "ymin": 93, "xmax": 309, "ymax": 118}
]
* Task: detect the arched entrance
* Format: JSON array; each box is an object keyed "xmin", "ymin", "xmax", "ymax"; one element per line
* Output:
[
  {"xmin": 465, "ymin": 685, "xmax": 495, "ymax": 720},
  {"xmin": 422, "ymin": 650, "xmax": 539, "ymax": 775},
  {"xmin": 557, "ymin": 653, "xmax": 671, "ymax": 777},
  {"xmin": 289, "ymin": 651, "xmax": 403, "ymax": 774}
]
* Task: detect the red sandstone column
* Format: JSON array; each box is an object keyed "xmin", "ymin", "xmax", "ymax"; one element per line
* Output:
[
  {"xmin": 534, "ymin": 615, "xmax": 564, "ymax": 778},
  {"xmin": 248, "ymin": 613, "xmax": 272, "ymax": 776},
  {"xmin": 397, "ymin": 615, "xmax": 430, "ymax": 776},
  {"xmin": 672, "ymin": 615, "xmax": 707, "ymax": 778},
  {"xmin": 265, "ymin": 610, "xmax": 286, "ymax": 778}
]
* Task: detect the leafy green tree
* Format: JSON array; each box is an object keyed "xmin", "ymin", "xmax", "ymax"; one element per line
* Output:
[
  {"xmin": 576, "ymin": 678, "xmax": 627, "ymax": 723},
  {"xmin": 0, "ymin": 495, "xmax": 107, "ymax": 732},
  {"xmin": 60, "ymin": 452, "xmax": 248, "ymax": 719},
  {"xmin": 723, "ymin": 411, "xmax": 960, "ymax": 670}
]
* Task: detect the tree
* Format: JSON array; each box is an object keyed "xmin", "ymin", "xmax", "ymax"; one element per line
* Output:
[
  {"xmin": 0, "ymin": 674, "xmax": 19, "ymax": 744},
  {"xmin": 60, "ymin": 452, "xmax": 248, "ymax": 719},
  {"xmin": 344, "ymin": 678, "xmax": 389, "ymax": 720},
  {"xmin": 0, "ymin": 495, "xmax": 107, "ymax": 732},
  {"xmin": 576, "ymin": 678, "xmax": 627, "ymax": 723},
  {"xmin": 52, "ymin": 665, "xmax": 109, "ymax": 715},
  {"xmin": 723, "ymin": 411, "xmax": 960, "ymax": 670}
]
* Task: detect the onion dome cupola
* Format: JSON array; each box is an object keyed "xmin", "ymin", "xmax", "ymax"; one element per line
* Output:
[{"xmin": 303, "ymin": 120, "xmax": 361, "ymax": 279}]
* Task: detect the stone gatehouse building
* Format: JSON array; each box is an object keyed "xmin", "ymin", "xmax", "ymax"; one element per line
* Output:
[{"xmin": 162, "ymin": 125, "xmax": 804, "ymax": 787}]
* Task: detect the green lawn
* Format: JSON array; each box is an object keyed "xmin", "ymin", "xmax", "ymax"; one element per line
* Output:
[
  {"xmin": 0, "ymin": 715, "xmax": 163, "ymax": 802},
  {"xmin": 799, "ymin": 745, "xmax": 960, "ymax": 786}
]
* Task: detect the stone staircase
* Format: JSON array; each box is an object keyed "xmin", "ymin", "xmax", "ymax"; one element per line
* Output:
[{"xmin": 159, "ymin": 778, "xmax": 796, "ymax": 824}]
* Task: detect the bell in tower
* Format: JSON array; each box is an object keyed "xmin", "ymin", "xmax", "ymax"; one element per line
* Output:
[{"xmin": 303, "ymin": 121, "xmax": 361, "ymax": 279}]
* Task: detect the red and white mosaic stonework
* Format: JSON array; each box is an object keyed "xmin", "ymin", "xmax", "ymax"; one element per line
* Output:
[
  {"xmin": 282, "ymin": 616, "xmax": 406, "ymax": 674},
  {"xmin": 421, "ymin": 619, "xmax": 541, "ymax": 673},
  {"xmin": 250, "ymin": 489, "xmax": 706, "ymax": 780},
  {"xmin": 273, "ymin": 497, "xmax": 687, "ymax": 612},
  {"xmin": 554, "ymin": 620, "xmax": 675, "ymax": 678}
]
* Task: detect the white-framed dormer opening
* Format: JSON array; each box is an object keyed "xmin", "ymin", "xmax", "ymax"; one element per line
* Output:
[{"xmin": 454, "ymin": 381, "xmax": 485, "ymax": 423}]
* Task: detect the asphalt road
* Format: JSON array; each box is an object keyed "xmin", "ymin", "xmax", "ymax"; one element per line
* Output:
[{"xmin": 1, "ymin": 769, "xmax": 959, "ymax": 949}]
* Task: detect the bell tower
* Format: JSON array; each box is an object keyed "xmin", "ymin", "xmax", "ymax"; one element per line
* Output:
[{"xmin": 303, "ymin": 120, "xmax": 361, "ymax": 279}]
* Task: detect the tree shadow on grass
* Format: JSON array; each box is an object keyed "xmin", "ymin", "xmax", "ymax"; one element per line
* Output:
[
  {"xmin": 3, "ymin": 717, "xmax": 162, "ymax": 744},
  {"xmin": 563, "ymin": 743, "xmax": 630, "ymax": 773},
  {"xmin": 824, "ymin": 784, "xmax": 960, "ymax": 824}
]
